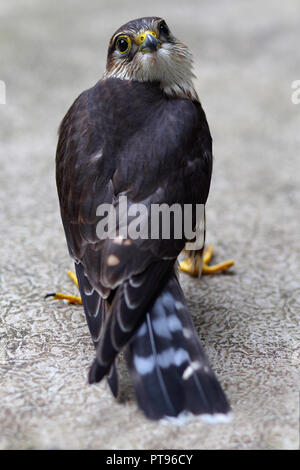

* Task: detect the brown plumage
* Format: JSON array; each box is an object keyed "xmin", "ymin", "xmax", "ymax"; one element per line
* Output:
[{"xmin": 56, "ymin": 17, "xmax": 230, "ymax": 421}]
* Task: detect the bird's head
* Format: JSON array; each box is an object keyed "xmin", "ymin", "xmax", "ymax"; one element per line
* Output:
[{"xmin": 104, "ymin": 17, "xmax": 198, "ymax": 100}]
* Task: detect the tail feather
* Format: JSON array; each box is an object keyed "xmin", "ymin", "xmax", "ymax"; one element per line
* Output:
[
  {"xmin": 75, "ymin": 262, "xmax": 119, "ymax": 397},
  {"xmin": 126, "ymin": 274, "xmax": 230, "ymax": 420}
]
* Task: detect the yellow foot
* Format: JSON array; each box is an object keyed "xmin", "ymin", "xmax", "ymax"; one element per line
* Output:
[
  {"xmin": 45, "ymin": 270, "xmax": 82, "ymax": 304},
  {"xmin": 179, "ymin": 245, "xmax": 234, "ymax": 277},
  {"xmin": 179, "ymin": 255, "xmax": 202, "ymax": 277},
  {"xmin": 202, "ymin": 245, "xmax": 234, "ymax": 274},
  {"xmin": 66, "ymin": 269, "xmax": 79, "ymax": 288}
]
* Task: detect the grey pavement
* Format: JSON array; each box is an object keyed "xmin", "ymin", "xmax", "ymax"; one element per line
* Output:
[{"xmin": 0, "ymin": 0, "xmax": 299, "ymax": 449}]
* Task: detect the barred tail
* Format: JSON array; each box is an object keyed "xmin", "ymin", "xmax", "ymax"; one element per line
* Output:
[{"xmin": 126, "ymin": 274, "xmax": 230, "ymax": 422}]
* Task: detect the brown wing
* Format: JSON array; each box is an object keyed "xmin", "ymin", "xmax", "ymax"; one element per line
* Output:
[{"xmin": 56, "ymin": 77, "xmax": 212, "ymax": 381}]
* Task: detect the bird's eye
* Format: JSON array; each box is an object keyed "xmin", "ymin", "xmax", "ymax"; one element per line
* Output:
[
  {"xmin": 158, "ymin": 21, "xmax": 170, "ymax": 37},
  {"xmin": 116, "ymin": 36, "xmax": 131, "ymax": 54}
]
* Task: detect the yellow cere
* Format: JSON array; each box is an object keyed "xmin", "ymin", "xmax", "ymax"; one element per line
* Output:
[{"xmin": 136, "ymin": 30, "xmax": 157, "ymax": 45}]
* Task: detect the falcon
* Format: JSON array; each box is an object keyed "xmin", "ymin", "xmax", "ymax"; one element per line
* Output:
[{"xmin": 54, "ymin": 16, "xmax": 233, "ymax": 421}]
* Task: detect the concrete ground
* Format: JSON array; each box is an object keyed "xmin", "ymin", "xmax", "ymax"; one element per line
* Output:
[{"xmin": 0, "ymin": 0, "xmax": 299, "ymax": 450}]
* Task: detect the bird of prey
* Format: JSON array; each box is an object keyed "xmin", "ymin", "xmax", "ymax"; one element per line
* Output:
[{"xmin": 55, "ymin": 16, "xmax": 232, "ymax": 421}]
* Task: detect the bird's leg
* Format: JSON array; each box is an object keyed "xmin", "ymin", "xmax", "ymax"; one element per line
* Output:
[
  {"xmin": 45, "ymin": 270, "xmax": 82, "ymax": 304},
  {"xmin": 179, "ymin": 249, "xmax": 204, "ymax": 277},
  {"xmin": 179, "ymin": 245, "xmax": 234, "ymax": 277}
]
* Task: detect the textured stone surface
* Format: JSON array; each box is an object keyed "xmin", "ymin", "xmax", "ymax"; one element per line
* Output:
[{"xmin": 0, "ymin": 0, "xmax": 299, "ymax": 450}]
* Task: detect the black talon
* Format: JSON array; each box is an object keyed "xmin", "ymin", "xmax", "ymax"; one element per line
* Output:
[{"xmin": 44, "ymin": 292, "xmax": 56, "ymax": 299}]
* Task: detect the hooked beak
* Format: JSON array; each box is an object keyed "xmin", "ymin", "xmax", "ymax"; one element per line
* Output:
[{"xmin": 137, "ymin": 31, "xmax": 161, "ymax": 54}]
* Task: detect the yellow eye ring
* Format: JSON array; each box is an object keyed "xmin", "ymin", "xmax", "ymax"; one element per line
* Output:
[{"xmin": 116, "ymin": 35, "xmax": 131, "ymax": 54}]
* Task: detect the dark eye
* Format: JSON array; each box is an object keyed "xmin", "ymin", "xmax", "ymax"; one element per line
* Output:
[
  {"xmin": 158, "ymin": 21, "xmax": 170, "ymax": 37},
  {"xmin": 116, "ymin": 36, "xmax": 131, "ymax": 54}
]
